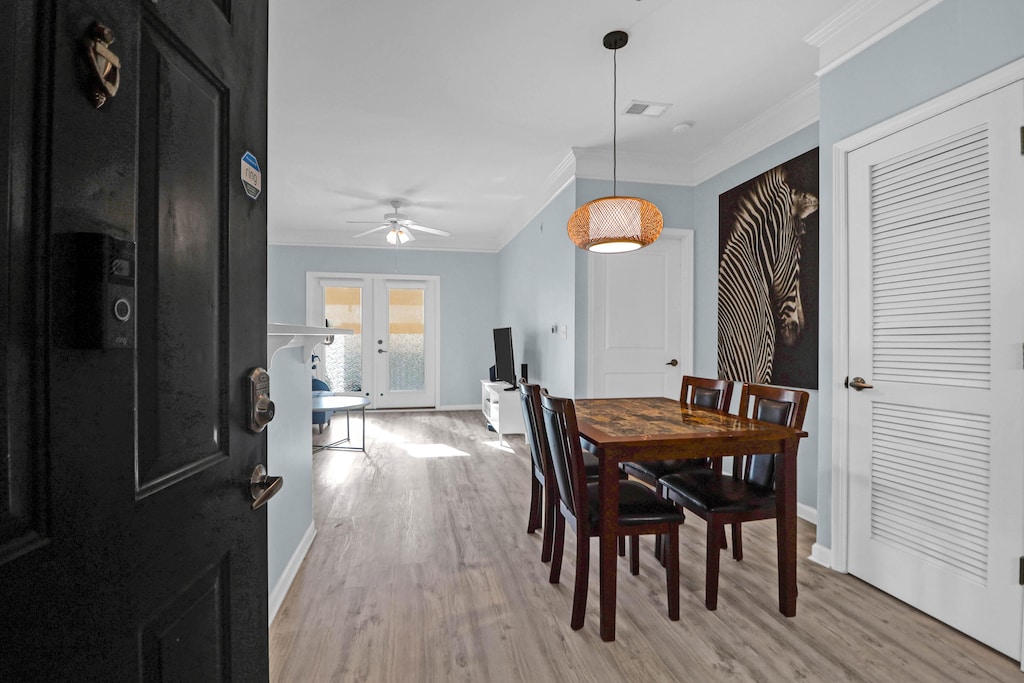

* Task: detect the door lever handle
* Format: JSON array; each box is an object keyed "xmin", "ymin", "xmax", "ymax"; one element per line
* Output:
[
  {"xmin": 665, "ymin": 359, "xmax": 678, "ymax": 367},
  {"xmin": 377, "ymin": 348, "xmax": 387, "ymax": 354},
  {"xmin": 250, "ymin": 464, "xmax": 283, "ymax": 510},
  {"xmin": 847, "ymin": 376, "xmax": 874, "ymax": 391}
]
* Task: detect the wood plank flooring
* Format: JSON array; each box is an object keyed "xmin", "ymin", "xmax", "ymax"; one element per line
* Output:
[{"xmin": 270, "ymin": 410, "xmax": 1020, "ymax": 682}]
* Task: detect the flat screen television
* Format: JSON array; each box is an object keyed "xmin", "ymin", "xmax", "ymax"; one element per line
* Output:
[{"xmin": 492, "ymin": 327, "xmax": 516, "ymax": 387}]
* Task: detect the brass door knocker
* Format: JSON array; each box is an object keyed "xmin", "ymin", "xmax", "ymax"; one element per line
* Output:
[{"xmin": 84, "ymin": 22, "xmax": 120, "ymax": 108}]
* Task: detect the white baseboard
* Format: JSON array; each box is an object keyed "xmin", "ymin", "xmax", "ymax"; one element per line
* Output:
[
  {"xmin": 809, "ymin": 542, "xmax": 832, "ymax": 568},
  {"xmin": 797, "ymin": 502, "xmax": 817, "ymax": 525},
  {"xmin": 269, "ymin": 522, "xmax": 317, "ymax": 626},
  {"xmin": 437, "ymin": 404, "xmax": 479, "ymax": 411}
]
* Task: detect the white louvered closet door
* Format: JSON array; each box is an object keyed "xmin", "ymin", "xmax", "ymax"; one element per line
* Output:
[{"xmin": 847, "ymin": 81, "xmax": 1024, "ymax": 659}]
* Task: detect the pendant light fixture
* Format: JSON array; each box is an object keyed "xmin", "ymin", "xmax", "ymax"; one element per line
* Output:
[{"xmin": 568, "ymin": 31, "xmax": 663, "ymax": 253}]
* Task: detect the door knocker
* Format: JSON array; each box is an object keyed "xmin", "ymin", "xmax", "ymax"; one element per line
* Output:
[{"xmin": 84, "ymin": 23, "xmax": 121, "ymax": 109}]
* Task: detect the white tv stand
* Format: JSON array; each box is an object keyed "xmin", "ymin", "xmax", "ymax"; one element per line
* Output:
[{"xmin": 480, "ymin": 380, "xmax": 526, "ymax": 445}]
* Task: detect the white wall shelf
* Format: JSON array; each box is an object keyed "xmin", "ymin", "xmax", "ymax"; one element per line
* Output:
[{"xmin": 267, "ymin": 323, "xmax": 351, "ymax": 365}]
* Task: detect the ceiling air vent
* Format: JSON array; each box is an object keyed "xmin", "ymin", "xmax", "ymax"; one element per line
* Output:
[{"xmin": 624, "ymin": 101, "xmax": 672, "ymax": 118}]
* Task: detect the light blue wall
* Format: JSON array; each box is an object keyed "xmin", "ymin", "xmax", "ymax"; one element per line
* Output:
[
  {"xmin": 266, "ymin": 345, "xmax": 313, "ymax": 604},
  {"xmin": 268, "ymin": 245, "xmax": 500, "ymax": 407},
  {"xmin": 497, "ymin": 182, "xmax": 579, "ymax": 396},
  {"xmin": 816, "ymin": 0, "xmax": 1024, "ymax": 547},
  {"xmin": 694, "ymin": 125, "xmax": 820, "ymax": 511},
  {"xmin": 573, "ymin": 179, "xmax": 696, "ymax": 397}
]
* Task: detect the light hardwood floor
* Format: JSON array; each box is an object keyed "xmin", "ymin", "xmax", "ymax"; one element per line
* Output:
[{"xmin": 270, "ymin": 410, "xmax": 1019, "ymax": 682}]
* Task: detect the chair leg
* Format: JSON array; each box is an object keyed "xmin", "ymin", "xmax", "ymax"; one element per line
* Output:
[
  {"xmin": 666, "ymin": 525, "xmax": 680, "ymax": 621},
  {"xmin": 541, "ymin": 485, "xmax": 556, "ymax": 563},
  {"xmin": 731, "ymin": 522, "xmax": 743, "ymax": 561},
  {"xmin": 629, "ymin": 535, "xmax": 640, "ymax": 576},
  {"xmin": 549, "ymin": 512, "xmax": 565, "ymax": 585},
  {"xmin": 527, "ymin": 475, "xmax": 542, "ymax": 535},
  {"xmin": 318, "ymin": 423, "xmax": 323, "ymax": 434},
  {"xmin": 654, "ymin": 533, "xmax": 663, "ymax": 565},
  {"xmin": 618, "ymin": 536, "xmax": 626, "ymax": 557},
  {"xmin": 705, "ymin": 517, "xmax": 722, "ymax": 611},
  {"xmin": 571, "ymin": 532, "xmax": 589, "ymax": 630}
]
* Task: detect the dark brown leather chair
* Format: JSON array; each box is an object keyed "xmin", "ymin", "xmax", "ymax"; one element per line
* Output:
[
  {"xmin": 656, "ymin": 382, "xmax": 808, "ymax": 610},
  {"xmin": 540, "ymin": 389, "xmax": 685, "ymax": 630},
  {"xmin": 520, "ymin": 380, "xmax": 627, "ymax": 563}
]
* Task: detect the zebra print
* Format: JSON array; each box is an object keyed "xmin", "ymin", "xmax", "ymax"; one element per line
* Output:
[{"xmin": 718, "ymin": 167, "xmax": 818, "ymax": 384}]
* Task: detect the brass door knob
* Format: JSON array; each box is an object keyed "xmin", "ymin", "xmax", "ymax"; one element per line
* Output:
[{"xmin": 848, "ymin": 377, "xmax": 874, "ymax": 391}]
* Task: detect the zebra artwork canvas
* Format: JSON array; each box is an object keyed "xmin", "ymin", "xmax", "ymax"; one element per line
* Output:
[{"xmin": 718, "ymin": 148, "xmax": 819, "ymax": 389}]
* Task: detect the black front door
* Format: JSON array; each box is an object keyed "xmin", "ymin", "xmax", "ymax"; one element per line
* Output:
[{"xmin": 1, "ymin": 1, "xmax": 271, "ymax": 679}]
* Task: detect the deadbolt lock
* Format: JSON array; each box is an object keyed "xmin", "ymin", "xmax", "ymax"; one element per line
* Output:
[{"xmin": 246, "ymin": 367, "xmax": 275, "ymax": 433}]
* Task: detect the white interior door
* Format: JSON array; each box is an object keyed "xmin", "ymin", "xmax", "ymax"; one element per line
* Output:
[
  {"xmin": 588, "ymin": 231, "xmax": 693, "ymax": 398},
  {"xmin": 846, "ymin": 81, "xmax": 1024, "ymax": 659},
  {"xmin": 308, "ymin": 273, "xmax": 439, "ymax": 409}
]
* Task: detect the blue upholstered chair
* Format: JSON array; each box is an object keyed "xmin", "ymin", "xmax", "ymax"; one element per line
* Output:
[{"xmin": 312, "ymin": 377, "xmax": 332, "ymax": 433}]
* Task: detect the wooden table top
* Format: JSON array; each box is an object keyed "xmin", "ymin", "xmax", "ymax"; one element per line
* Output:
[{"xmin": 574, "ymin": 397, "xmax": 806, "ymax": 457}]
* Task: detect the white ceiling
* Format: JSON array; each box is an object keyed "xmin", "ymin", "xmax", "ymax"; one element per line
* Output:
[{"xmin": 267, "ymin": 0, "xmax": 854, "ymax": 252}]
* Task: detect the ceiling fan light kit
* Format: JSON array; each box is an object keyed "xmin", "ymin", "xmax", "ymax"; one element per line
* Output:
[
  {"xmin": 349, "ymin": 200, "xmax": 450, "ymax": 244},
  {"xmin": 568, "ymin": 30, "xmax": 663, "ymax": 253}
]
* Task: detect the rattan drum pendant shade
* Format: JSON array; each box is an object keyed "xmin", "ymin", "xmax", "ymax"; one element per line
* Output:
[{"xmin": 568, "ymin": 31, "xmax": 663, "ymax": 253}]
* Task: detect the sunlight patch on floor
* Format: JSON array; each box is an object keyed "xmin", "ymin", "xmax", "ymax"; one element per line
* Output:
[
  {"xmin": 320, "ymin": 452, "xmax": 357, "ymax": 485},
  {"xmin": 481, "ymin": 439, "xmax": 515, "ymax": 453},
  {"xmin": 400, "ymin": 443, "xmax": 471, "ymax": 459}
]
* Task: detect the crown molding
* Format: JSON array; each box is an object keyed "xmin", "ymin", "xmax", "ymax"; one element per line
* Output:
[
  {"xmin": 805, "ymin": 0, "xmax": 944, "ymax": 76},
  {"xmin": 569, "ymin": 147, "xmax": 695, "ymax": 186},
  {"xmin": 693, "ymin": 81, "xmax": 821, "ymax": 185}
]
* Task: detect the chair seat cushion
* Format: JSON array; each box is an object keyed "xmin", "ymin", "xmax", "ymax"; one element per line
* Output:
[
  {"xmin": 658, "ymin": 470, "xmax": 774, "ymax": 515},
  {"xmin": 587, "ymin": 481, "xmax": 686, "ymax": 527},
  {"xmin": 620, "ymin": 458, "xmax": 710, "ymax": 485}
]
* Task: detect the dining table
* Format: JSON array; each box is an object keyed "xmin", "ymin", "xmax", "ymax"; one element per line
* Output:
[{"xmin": 573, "ymin": 396, "xmax": 808, "ymax": 642}]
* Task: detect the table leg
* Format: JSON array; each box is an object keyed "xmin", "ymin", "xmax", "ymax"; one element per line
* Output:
[
  {"xmin": 599, "ymin": 451, "xmax": 619, "ymax": 641},
  {"xmin": 775, "ymin": 436, "xmax": 798, "ymax": 617}
]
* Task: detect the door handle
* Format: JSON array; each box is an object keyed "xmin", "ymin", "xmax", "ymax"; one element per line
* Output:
[
  {"xmin": 847, "ymin": 376, "xmax": 874, "ymax": 391},
  {"xmin": 665, "ymin": 359, "xmax": 678, "ymax": 367},
  {"xmin": 377, "ymin": 348, "xmax": 387, "ymax": 354},
  {"xmin": 250, "ymin": 464, "xmax": 283, "ymax": 510}
]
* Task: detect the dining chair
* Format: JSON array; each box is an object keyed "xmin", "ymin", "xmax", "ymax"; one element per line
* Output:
[
  {"xmin": 540, "ymin": 389, "xmax": 685, "ymax": 630},
  {"xmin": 620, "ymin": 375, "xmax": 734, "ymax": 485},
  {"xmin": 520, "ymin": 380, "xmax": 628, "ymax": 563},
  {"xmin": 656, "ymin": 382, "xmax": 808, "ymax": 610}
]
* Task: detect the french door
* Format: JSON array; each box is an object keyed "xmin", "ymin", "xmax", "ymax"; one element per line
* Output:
[
  {"xmin": 845, "ymin": 81, "xmax": 1024, "ymax": 659},
  {"xmin": 308, "ymin": 273, "xmax": 438, "ymax": 409}
]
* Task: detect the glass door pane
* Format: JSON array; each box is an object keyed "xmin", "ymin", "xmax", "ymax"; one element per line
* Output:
[
  {"xmin": 387, "ymin": 288, "xmax": 425, "ymax": 392},
  {"xmin": 324, "ymin": 286, "xmax": 363, "ymax": 393}
]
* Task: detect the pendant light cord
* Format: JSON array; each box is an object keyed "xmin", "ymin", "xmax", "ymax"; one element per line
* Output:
[{"xmin": 612, "ymin": 46, "xmax": 618, "ymax": 197}]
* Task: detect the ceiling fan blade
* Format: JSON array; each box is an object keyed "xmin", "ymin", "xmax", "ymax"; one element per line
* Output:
[
  {"xmin": 347, "ymin": 220, "xmax": 391, "ymax": 224},
  {"xmin": 407, "ymin": 223, "xmax": 450, "ymax": 237},
  {"xmin": 352, "ymin": 224, "xmax": 391, "ymax": 238}
]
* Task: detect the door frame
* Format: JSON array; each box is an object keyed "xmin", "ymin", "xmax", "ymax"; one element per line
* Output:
[
  {"xmin": 305, "ymin": 271, "xmax": 440, "ymax": 409},
  {"xmin": 830, "ymin": 55, "xmax": 1024, "ymax": 576},
  {"xmin": 586, "ymin": 229, "xmax": 693, "ymax": 399}
]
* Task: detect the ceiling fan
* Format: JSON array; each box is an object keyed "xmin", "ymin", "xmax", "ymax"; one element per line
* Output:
[{"xmin": 348, "ymin": 200, "xmax": 451, "ymax": 244}]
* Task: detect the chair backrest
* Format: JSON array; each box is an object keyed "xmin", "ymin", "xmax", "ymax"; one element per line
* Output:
[
  {"xmin": 680, "ymin": 375, "xmax": 733, "ymax": 411},
  {"xmin": 312, "ymin": 377, "xmax": 330, "ymax": 392},
  {"xmin": 736, "ymin": 383, "xmax": 809, "ymax": 489},
  {"xmin": 539, "ymin": 390, "xmax": 589, "ymax": 528},
  {"xmin": 519, "ymin": 380, "xmax": 548, "ymax": 476}
]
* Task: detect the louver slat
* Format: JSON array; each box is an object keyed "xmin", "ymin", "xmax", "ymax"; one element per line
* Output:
[
  {"xmin": 869, "ymin": 402, "xmax": 990, "ymax": 584},
  {"xmin": 871, "ymin": 124, "xmax": 990, "ymax": 389}
]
